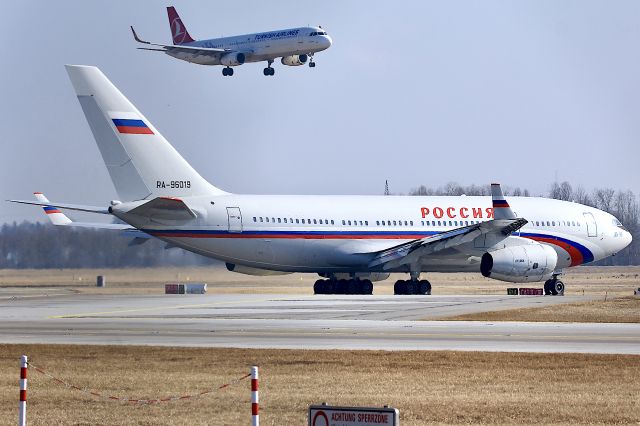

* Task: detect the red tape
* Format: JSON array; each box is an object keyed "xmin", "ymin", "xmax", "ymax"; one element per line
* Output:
[{"xmin": 27, "ymin": 362, "xmax": 251, "ymax": 405}]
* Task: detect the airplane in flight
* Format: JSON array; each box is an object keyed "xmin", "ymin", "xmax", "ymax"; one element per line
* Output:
[
  {"xmin": 10, "ymin": 66, "xmax": 632, "ymax": 296},
  {"xmin": 131, "ymin": 6, "xmax": 332, "ymax": 76}
]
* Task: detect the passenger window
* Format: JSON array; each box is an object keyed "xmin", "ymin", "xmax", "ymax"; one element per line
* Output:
[
  {"xmin": 331, "ymin": 220, "xmax": 334, "ymax": 225},
  {"xmin": 365, "ymin": 221, "xmax": 368, "ymax": 225},
  {"xmin": 272, "ymin": 218, "xmax": 275, "ymax": 223},
  {"xmin": 313, "ymin": 219, "xmax": 317, "ymax": 224},
  {"xmin": 296, "ymin": 219, "xmax": 299, "ymax": 224},
  {"xmin": 278, "ymin": 218, "xmax": 281, "ymax": 223},
  {"xmin": 284, "ymin": 218, "xmax": 287, "ymax": 223},
  {"xmin": 348, "ymin": 220, "xmax": 352, "ymax": 225},
  {"xmin": 410, "ymin": 221, "xmax": 413, "ymax": 226},
  {"xmin": 266, "ymin": 217, "xmax": 270, "ymax": 222},
  {"xmin": 546, "ymin": 221, "xmax": 550, "ymax": 226},
  {"xmin": 377, "ymin": 221, "xmax": 380, "ymax": 226},
  {"xmin": 253, "ymin": 217, "xmax": 257, "ymax": 222},
  {"xmin": 302, "ymin": 219, "xmax": 306, "ymax": 224},
  {"xmin": 359, "ymin": 221, "xmax": 363, "ymax": 226},
  {"xmin": 552, "ymin": 221, "xmax": 555, "ymax": 226},
  {"xmin": 437, "ymin": 221, "xmax": 441, "ymax": 226}
]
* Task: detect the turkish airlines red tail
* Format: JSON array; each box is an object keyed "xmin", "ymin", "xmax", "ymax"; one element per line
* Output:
[{"xmin": 167, "ymin": 6, "xmax": 195, "ymax": 45}]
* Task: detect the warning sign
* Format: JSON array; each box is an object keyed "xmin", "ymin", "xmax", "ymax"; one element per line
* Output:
[{"xmin": 308, "ymin": 405, "xmax": 399, "ymax": 426}]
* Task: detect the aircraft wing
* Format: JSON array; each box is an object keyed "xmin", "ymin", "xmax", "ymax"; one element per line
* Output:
[
  {"xmin": 368, "ymin": 218, "xmax": 527, "ymax": 269},
  {"xmin": 368, "ymin": 183, "xmax": 527, "ymax": 269},
  {"xmin": 131, "ymin": 26, "xmax": 227, "ymax": 58}
]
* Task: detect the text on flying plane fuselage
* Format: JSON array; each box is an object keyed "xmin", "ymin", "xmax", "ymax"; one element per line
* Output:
[{"xmin": 421, "ymin": 207, "xmax": 494, "ymax": 219}]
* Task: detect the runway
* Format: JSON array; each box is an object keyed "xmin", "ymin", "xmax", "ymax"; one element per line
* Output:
[{"xmin": 0, "ymin": 290, "xmax": 638, "ymax": 354}]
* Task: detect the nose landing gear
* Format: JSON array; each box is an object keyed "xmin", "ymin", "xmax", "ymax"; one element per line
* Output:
[
  {"xmin": 544, "ymin": 278, "xmax": 565, "ymax": 296},
  {"xmin": 263, "ymin": 59, "xmax": 275, "ymax": 76}
]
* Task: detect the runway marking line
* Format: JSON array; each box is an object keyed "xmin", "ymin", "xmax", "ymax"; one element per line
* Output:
[{"xmin": 47, "ymin": 297, "xmax": 289, "ymax": 319}]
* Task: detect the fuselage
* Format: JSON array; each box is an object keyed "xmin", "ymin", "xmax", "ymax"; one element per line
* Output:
[
  {"xmin": 169, "ymin": 27, "xmax": 332, "ymax": 65},
  {"xmin": 116, "ymin": 194, "xmax": 632, "ymax": 274}
]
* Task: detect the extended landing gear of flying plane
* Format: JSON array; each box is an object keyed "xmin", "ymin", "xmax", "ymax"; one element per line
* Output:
[
  {"xmin": 222, "ymin": 67, "xmax": 234, "ymax": 77},
  {"xmin": 308, "ymin": 55, "xmax": 316, "ymax": 67},
  {"xmin": 314, "ymin": 279, "xmax": 373, "ymax": 295},
  {"xmin": 263, "ymin": 60, "xmax": 275, "ymax": 76},
  {"xmin": 544, "ymin": 277, "xmax": 565, "ymax": 296},
  {"xmin": 394, "ymin": 279, "xmax": 432, "ymax": 295}
]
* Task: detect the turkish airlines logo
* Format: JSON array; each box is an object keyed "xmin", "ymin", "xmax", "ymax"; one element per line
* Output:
[{"xmin": 171, "ymin": 18, "xmax": 188, "ymax": 44}]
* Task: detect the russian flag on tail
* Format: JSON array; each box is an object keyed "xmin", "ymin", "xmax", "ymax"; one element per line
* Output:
[{"xmin": 111, "ymin": 118, "xmax": 154, "ymax": 134}]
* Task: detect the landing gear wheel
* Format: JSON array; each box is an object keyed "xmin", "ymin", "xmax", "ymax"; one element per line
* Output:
[
  {"xmin": 263, "ymin": 67, "xmax": 275, "ymax": 76},
  {"xmin": 543, "ymin": 280, "xmax": 552, "ymax": 295},
  {"xmin": 223, "ymin": 67, "xmax": 234, "ymax": 76},
  {"xmin": 313, "ymin": 279, "xmax": 325, "ymax": 295},
  {"xmin": 418, "ymin": 280, "xmax": 431, "ymax": 295},
  {"xmin": 361, "ymin": 279, "xmax": 373, "ymax": 295},
  {"xmin": 347, "ymin": 280, "xmax": 357, "ymax": 295},
  {"xmin": 336, "ymin": 279, "xmax": 348, "ymax": 294},
  {"xmin": 406, "ymin": 281, "xmax": 418, "ymax": 295},
  {"xmin": 309, "ymin": 61, "xmax": 316, "ymax": 68},
  {"xmin": 553, "ymin": 280, "xmax": 564, "ymax": 296},
  {"xmin": 394, "ymin": 280, "xmax": 406, "ymax": 295}
]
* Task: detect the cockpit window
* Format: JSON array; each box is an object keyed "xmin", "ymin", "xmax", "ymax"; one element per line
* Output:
[
  {"xmin": 613, "ymin": 218, "xmax": 627, "ymax": 230},
  {"xmin": 310, "ymin": 31, "xmax": 327, "ymax": 36}
]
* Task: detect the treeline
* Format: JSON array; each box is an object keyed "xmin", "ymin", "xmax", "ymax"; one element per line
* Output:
[
  {"xmin": 409, "ymin": 181, "xmax": 638, "ymax": 265},
  {"xmin": 0, "ymin": 222, "xmax": 217, "ymax": 269}
]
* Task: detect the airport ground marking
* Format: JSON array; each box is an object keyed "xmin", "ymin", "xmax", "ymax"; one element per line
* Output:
[{"xmin": 47, "ymin": 296, "xmax": 290, "ymax": 319}]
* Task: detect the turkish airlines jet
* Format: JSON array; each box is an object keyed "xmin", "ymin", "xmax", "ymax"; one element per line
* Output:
[
  {"xmin": 131, "ymin": 6, "xmax": 332, "ymax": 76},
  {"xmin": 10, "ymin": 66, "xmax": 632, "ymax": 296}
]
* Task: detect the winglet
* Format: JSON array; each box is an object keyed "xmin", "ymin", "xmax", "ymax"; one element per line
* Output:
[
  {"xmin": 491, "ymin": 183, "xmax": 516, "ymax": 220},
  {"xmin": 130, "ymin": 26, "xmax": 150, "ymax": 44},
  {"xmin": 34, "ymin": 192, "xmax": 73, "ymax": 226}
]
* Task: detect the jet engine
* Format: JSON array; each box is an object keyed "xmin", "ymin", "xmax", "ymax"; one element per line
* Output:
[
  {"xmin": 220, "ymin": 52, "xmax": 246, "ymax": 66},
  {"xmin": 480, "ymin": 243, "xmax": 557, "ymax": 283},
  {"xmin": 281, "ymin": 54, "xmax": 308, "ymax": 66}
]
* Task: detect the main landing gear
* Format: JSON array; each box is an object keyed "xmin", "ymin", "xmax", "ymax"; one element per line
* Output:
[
  {"xmin": 314, "ymin": 279, "xmax": 373, "ymax": 295},
  {"xmin": 222, "ymin": 67, "xmax": 234, "ymax": 77},
  {"xmin": 263, "ymin": 59, "xmax": 275, "ymax": 76},
  {"xmin": 544, "ymin": 277, "xmax": 565, "ymax": 296},
  {"xmin": 394, "ymin": 279, "xmax": 431, "ymax": 295}
]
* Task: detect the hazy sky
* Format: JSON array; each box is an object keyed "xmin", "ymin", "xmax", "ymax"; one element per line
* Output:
[{"xmin": 2, "ymin": 1, "xmax": 639, "ymax": 223}]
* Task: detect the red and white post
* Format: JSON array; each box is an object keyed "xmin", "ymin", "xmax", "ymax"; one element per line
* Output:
[
  {"xmin": 19, "ymin": 355, "xmax": 27, "ymax": 426},
  {"xmin": 251, "ymin": 366, "xmax": 259, "ymax": 426}
]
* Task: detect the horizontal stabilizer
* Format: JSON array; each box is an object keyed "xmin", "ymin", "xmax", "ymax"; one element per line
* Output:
[
  {"xmin": 127, "ymin": 197, "xmax": 196, "ymax": 221},
  {"xmin": 8, "ymin": 199, "xmax": 109, "ymax": 214}
]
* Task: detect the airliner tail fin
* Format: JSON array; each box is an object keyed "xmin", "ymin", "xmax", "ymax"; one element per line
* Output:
[
  {"xmin": 167, "ymin": 6, "xmax": 195, "ymax": 44},
  {"xmin": 65, "ymin": 65, "xmax": 225, "ymax": 201}
]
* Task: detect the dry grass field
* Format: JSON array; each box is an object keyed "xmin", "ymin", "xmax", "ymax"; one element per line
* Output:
[
  {"xmin": 0, "ymin": 344, "xmax": 638, "ymax": 425},
  {"xmin": 444, "ymin": 295, "xmax": 640, "ymax": 323},
  {"xmin": 1, "ymin": 265, "xmax": 639, "ymax": 296}
]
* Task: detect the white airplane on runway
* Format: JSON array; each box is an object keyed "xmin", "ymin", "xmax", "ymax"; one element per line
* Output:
[
  {"xmin": 9, "ymin": 66, "xmax": 632, "ymax": 296},
  {"xmin": 131, "ymin": 6, "xmax": 332, "ymax": 76}
]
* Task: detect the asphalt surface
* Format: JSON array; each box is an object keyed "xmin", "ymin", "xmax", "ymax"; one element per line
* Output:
[{"xmin": 0, "ymin": 290, "xmax": 637, "ymax": 354}]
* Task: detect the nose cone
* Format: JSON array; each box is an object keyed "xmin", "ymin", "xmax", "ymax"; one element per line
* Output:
[
  {"xmin": 623, "ymin": 230, "xmax": 633, "ymax": 250},
  {"xmin": 320, "ymin": 35, "xmax": 332, "ymax": 50}
]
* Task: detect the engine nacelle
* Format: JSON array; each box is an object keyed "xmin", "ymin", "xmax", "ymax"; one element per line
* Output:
[
  {"xmin": 226, "ymin": 263, "xmax": 292, "ymax": 276},
  {"xmin": 480, "ymin": 243, "xmax": 557, "ymax": 283},
  {"xmin": 220, "ymin": 52, "xmax": 245, "ymax": 66},
  {"xmin": 281, "ymin": 54, "xmax": 308, "ymax": 66}
]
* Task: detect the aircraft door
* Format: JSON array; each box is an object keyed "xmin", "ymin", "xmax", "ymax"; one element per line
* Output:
[
  {"xmin": 227, "ymin": 207, "xmax": 243, "ymax": 233},
  {"xmin": 583, "ymin": 212, "xmax": 597, "ymax": 237}
]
